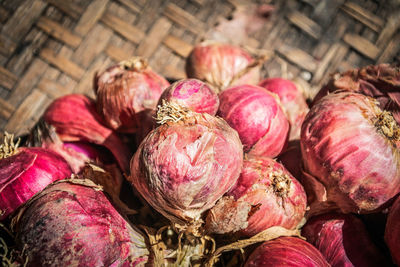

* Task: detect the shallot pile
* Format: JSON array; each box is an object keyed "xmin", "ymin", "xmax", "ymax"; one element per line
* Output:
[{"xmin": 1, "ymin": 39, "xmax": 399, "ymax": 267}]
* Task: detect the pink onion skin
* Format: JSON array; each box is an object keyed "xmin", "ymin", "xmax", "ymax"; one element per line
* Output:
[
  {"xmin": 43, "ymin": 94, "xmax": 131, "ymax": 173},
  {"xmin": 0, "ymin": 147, "xmax": 71, "ymax": 220},
  {"xmin": 158, "ymin": 79, "xmax": 219, "ymax": 115},
  {"xmin": 245, "ymin": 237, "xmax": 330, "ymax": 267},
  {"xmin": 218, "ymin": 84, "xmax": 289, "ymax": 158},
  {"xmin": 385, "ymin": 196, "xmax": 400, "ymax": 265},
  {"xmin": 258, "ymin": 78, "xmax": 309, "ymax": 140},
  {"xmin": 206, "ymin": 156, "xmax": 307, "ymax": 237},
  {"xmin": 15, "ymin": 180, "xmax": 149, "ymax": 266},
  {"xmin": 301, "ymin": 92, "xmax": 400, "ymax": 213},
  {"xmin": 185, "ymin": 42, "xmax": 260, "ymax": 91},
  {"xmin": 302, "ymin": 213, "xmax": 389, "ymax": 267},
  {"xmin": 94, "ymin": 60, "xmax": 170, "ymax": 133},
  {"xmin": 313, "ymin": 64, "xmax": 400, "ymax": 124},
  {"xmin": 129, "ymin": 112, "xmax": 243, "ymax": 225}
]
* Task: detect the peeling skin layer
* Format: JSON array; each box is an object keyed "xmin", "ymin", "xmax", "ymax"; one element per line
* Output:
[
  {"xmin": 385, "ymin": 196, "xmax": 400, "ymax": 266},
  {"xmin": 43, "ymin": 94, "xmax": 131, "ymax": 173},
  {"xmin": 16, "ymin": 181, "xmax": 149, "ymax": 267},
  {"xmin": 158, "ymin": 79, "xmax": 220, "ymax": 115},
  {"xmin": 313, "ymin": 64, "xmax": 400, "ymax": 125},
  {"xmin": 206, "ymin": 156, "xmax": 306, "ymax": 236},
  {"xmin": 129, "ymin": 112, "xmax": 243, "ymax": 225},
  {"xmin": 185, "ymin": 42, "xmax": 260, "ymax": 90},
  {"xmin": 302, "ymin": 213, "xmax": 389, "ymax": 267},
  {"xmin": 218, "ymin": 84, "xmax": 289, "ymax": 157},
  {"xmin": 245, "ymin": 237, "xmax": 330, "ymax": 267},
  {"xmin": 301, "ymin": 92, "xmax": 400, "ymax": 213},
  {"xmin": 95, "ymin": 63, "xmax": 170, "ymax": 133},
  {"xmin": 0, "ymin": 147, "xmax": 71, "ymax": 220}
]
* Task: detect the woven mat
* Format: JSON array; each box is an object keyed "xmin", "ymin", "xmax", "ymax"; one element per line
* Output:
[{"xmin": 0, "ymin": 0, "xmax": 399, "ymax": 137}]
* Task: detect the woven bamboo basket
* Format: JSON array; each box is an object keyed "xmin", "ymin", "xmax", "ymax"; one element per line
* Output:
[{"xmin": 0, "ymin": 0, "xmax": 399, "ymax": 138}]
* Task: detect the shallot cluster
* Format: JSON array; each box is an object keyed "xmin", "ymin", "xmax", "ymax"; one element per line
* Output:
[{"xmin": 2, "ymin": 37, "xmax": 400, "ymax": 266}]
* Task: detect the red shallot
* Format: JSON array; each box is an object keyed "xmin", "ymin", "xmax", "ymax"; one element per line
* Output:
[
  {"xmin": 94, "ymin": 57, "xmax": 170, "ymax": 133},
  {"xmin": 0, "ymin": 133, "xmax": 71, "ymax": 221},
  {"xmin": 302, "ymin": 213, "xmax": 389, "ymax": 267},
  {"xmin": 301, "ymin": 91, "xmax": 400, "ymax": 214},
  {"xmin": 129, "ymin": 101, "xmax": 243, "ymax": 231},
  {"xmin": 186, "ymin": 42, "xmax": 260, "ymax": 91},
  {"xmin": 244, "ymin": 236, "xmax": 330, "ymax": 267},
  {"xmin": 158, "ymin": 79, "xmax": 219, "ymax": 115},
  {"xmin": 218, "ymin": 84, "xmax": 289, "ymax": 158},
  {"xmin": 259, "ymin": 77, "xmax": 309, "ymax": 140},
  {"xmin": 205, "ymin": 155, "xmax": 307, "ymax": 237},
  {"xmin": 14, "ymin": 179, "xmax": 149, "ymax": 266},
  {"xmin": 42, "ymin": 94, "xmax": 131, "ymax": 173}
]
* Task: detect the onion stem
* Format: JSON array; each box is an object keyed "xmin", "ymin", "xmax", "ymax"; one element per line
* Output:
[{"xmin": 0, "ymin": 132, "xmax": 20, "ymax": 159}]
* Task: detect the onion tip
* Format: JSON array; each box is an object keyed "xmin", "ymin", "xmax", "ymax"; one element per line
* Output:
[
  {"xmin": 155, "ymin": 99, "xmax": 192, "ymax": 125},
  {"xmin": 0, "ymin": 132, "xmax": 20, "ymax": 159}
]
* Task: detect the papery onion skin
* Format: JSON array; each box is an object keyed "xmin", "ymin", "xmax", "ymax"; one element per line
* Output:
[
  {"xmin": 94, "ymin": 58, "xmax": 170, "ymax": 133},
  {"xmin": 0, "ymin": 147, "xmax": 71, "ymax": 220},
  {"xmin": 302, "ymin": 213, "xmax": 389, "ymax": 267},
  {"xmin": 206, "ymin": 155, "xmax": 307, "ymax": 237},
  {"xmin": 258, "ymin": 78, "xmax": 309, "ymax": 140},
  {"xmin": 15, "ymin": 179, "xmax": 149, "ymax": 266},
  {"xmin": 42, "ymin": 94, "xmax": 131, "ymax": 173},
  {"xmin": 218, "ymin": 84, "xmax": 289, "ymax": 158},
  {"xmin": 129, "ymin": 111, "xmax": 243, "ymax": 226},
  {"xmin": 301, "ymin": 92, "xmax": 400, "ymax": 213},
  {"xmin": 385, "ymin": 196, "xmax": 400, "ymax": 266},
  {"xmin": 158, "ymin": 79, "xmax": 219, "ymax": 115},
  {"xmin": 185, "ymin": 42, "xmax": 260, "ymax": 91},
  {"xmin": 313, "ymin": 64, "xmax": 400, "ymax": 124},
  {"xmin": 245, "ymin": 236, "xmax": 330, "ymax": 267}
]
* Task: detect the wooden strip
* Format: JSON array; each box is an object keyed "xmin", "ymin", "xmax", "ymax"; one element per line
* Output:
[
  {"xmin": 135, "ymin": 18, "xmax": 172, "ymax": 58},
  {"xmin": 312, "ymin": 43, "xmax": 341, "ymax": 83},
  {"xmin": 1, "ymin": 0, "xmax": 47, "ymax": 42},
  {"xmin": 340, "ymin": 2, "xmax": 384, "ymax": 32},
  {"xmin": 287, "ymin": 11, "xmax": 321, "ymax": 39},
  {"xmin": 376, "ymin": 15, "xmax": 399, "ymax": 49},
  {"xmin": 163, "ymin": 35, "xmax": 193, "ymax": 57},
  {"xmin": 275, "ymin": 45, "xmax": 317, "ymax": 73},
  {"xmin": 39, "ymin": 48, "xmax": 85, "ymax": 80},
  {"xmin": 0, "ymin": 98, "xmax": 15, "ymax": 120},
  {"xmin": 163, "ymin": 65, "xmax": 186, "ymax": 81},
  {"xmin": 377, "ymin": 34, "xmax": 400, "ymax": 64},
  {"xmin": 8, "ymin": 59, "xmax": 49, "ymax": 106},
  {"xmin": 105, "ymin": 45, "xmax": 133, "ymax": 62},
  {"xmin": 74, "ymin": 0, "xmax": 109, "ymax": 36},
  {"xmin": 72, "ymin": 24, "xmax": 113, "ymax": 68},
  {"xmin": 0, "ymin": 6, "xmax": 9, "ymax": 23},
  {"xmin": 44, "ymin": 0, "xmax": 84, "ymax": 20},
  {"xmin": 36, "ymin": 17, "xmax": 82, "ymax": 48},
  {"xmin": 37, "ymin": 78, "xmax": 72, "ymax": 99},
  {"xmin": 0, "ymin": 66, "xmax": 18, "ymax": 90},
  {"xmin": 0, "ymin": 34, "xmax": 17, "ymax": 56},
  {"xmin": 343, "ymin": 34, "xmax": 380, "ymax": 60},
  {"xmin": 100, "ymin": 11, "xmax": 145, "ymax": 44},
  {"xmin": 5, "ymin": 89, "xmax": 48, "ymax": 136},
  {"xmin": 115, "ymin": 0, "xmax": 140, "ymax": 13},
  {"xmin": 163, "ymin": 3, "xmax": 206, "ymax": 34},
  {"xmin": 191, "ymin": 0, "xmax": 207, "ymax": 5}
]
